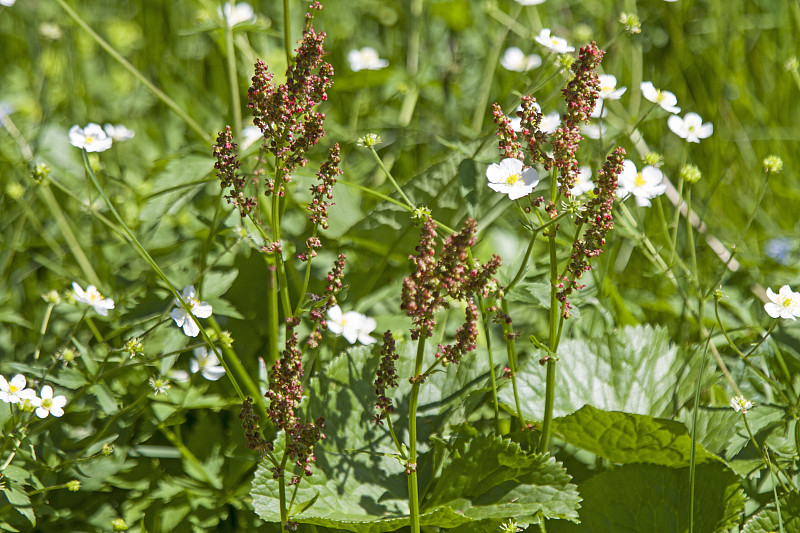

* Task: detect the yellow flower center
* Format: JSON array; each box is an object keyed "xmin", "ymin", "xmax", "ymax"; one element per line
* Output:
[
  {"xmin": 9, "ymin": 384, "xmax": 20, "ymax": 393},
  {"xmin": 634, "ymin": 172, "xmax": 646, "ymax": 187},
  {"xmin": 41, "ymin": 398, "xmax": 53, "ymax": 409},
  {"xmin": 779, "ymin": 296, "xmax": 792, "ymax": 308},
  {"xmin": 506, "ymin": 173, "xmax": 521, "ymax": 185},
  {"xmin": 86, "ymin": 135, "xmax": 95, "ymax": 144},
  {"xmin": 655, "ymin": 91, "xmax": 665, "ymax": 103}
]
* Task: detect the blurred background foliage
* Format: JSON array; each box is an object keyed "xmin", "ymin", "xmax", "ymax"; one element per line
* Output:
[{"xmin": 1, "ymin": 0, "xmax": 799, "ymax": 530}]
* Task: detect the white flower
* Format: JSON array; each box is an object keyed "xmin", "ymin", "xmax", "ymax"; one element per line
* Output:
[
  {"xmin": 590, "ymin": 100, "xmax": 608, "ymax": 118},
  {"xmin": 597, "ymin": 74, "xmax": 626, "ymax": 100},
  {"xmin": 218, "ymin": 2, "xmax": 255, "ymax": 27},
  {"xmin": 0, "ymin": 0, "xmax": 16, "ymax": 6},
  {"xmin": 103, "ymin": 123, "xmax": 135, "ymax": 142},
  {"xmin": 500, "ymin": 47, "xmax": 542, "ymax": 72},
  {"xmin": 170, "ymin": 285, "xmax": 213, "ymax": 337},
  {"xmin": 729, "ymin": 395, "xmax": 753, "ymax": 414},
  {"xmin": 190, "ymin": 347, "xmax": 226, "ymax": 381},
  {"xmin": 241, "ymin": 125, "xmax": 262, "ymax": 149},
  {"xmin": 327, "ymin": 305, "xmax": 377, "ymax": 345},
  {"xmin": 514, "ymin": 0, "xmax": 545, "ymax": 4},
  {"xmin": 534, "ymin": 29, "xmax": 575, "ymax": 54},
  {"xmin": 581, "ymin": 123, "xmax": 607, "ymax": 139},
  {"xmin": 486, "ymin": 158, "xmax": 539, "ymax": 200},
  {"xmin": 640, "ymin": 81, "xmax": 681, "ymax": 114},
  {"xmin": 68, "ymin": 123, "xmax": 113, "ymax": 152},
  {"xmin": 148, "ymin": 376, "xmax": 171, "ymax": 395},
  {"xmin": 764, "ymin": 285, "xmax": 800, "ymax": 320},
  {"xmin": 72, "ymin": 282, "xmax": 115, "ymax": 316},
  {"xmin": 0, "ymin": 374, "xmax": 37, "ymax": 404},
  {"xmin": 32, "ymin": 385, "xmax": 67, "ymax": 418},
  {"xmin": 617, "ymin": 160, "xmax": 667, "ymax": 207},
  {"xmin": 540, "ymin": 111, "xmax": 561, "ymax": 134},
  {"xmin": 347, "ymin": 47, "xmax": 389, "ymax": 72},
  {"xmin": 570, "ymin": 166, "xmax": 594, "ymax": 196},
  {"xmin": 667, "ymin": 112, "xmax": 713, "ymax": 143}
]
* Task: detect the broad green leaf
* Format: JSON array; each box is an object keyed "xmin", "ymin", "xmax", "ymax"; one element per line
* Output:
[
  {"xmin": 499, "ymin": 325, "xmax": 714, "ymax": 419},
  {"xmin": 548, "ymin": 463, "xmax": 745, "ymax": 533},
  {"xmin": 742, "ymin": 492, "xmax": 800, "ymax": 533},
  {"xmin": 202, "ymin": 268, "xmax": 238, "ymax": 299},
  {"xmin": 2, "ymin": 483, "xmax": 35, "ymax": 526},
  {"xmin": 553, "ymin": 405, "xmax": 718, "ymax": 467}
]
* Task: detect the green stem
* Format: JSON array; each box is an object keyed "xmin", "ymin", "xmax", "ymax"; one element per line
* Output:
[
  {"xmin": 742, "ymin": 414, "xmax": 791, "ymax": 492},
  {"xmin": 477, "ymin": 295, "xmax": 500, "ymax": 428},
  {"xmin": 506, "ymin": 211, "xmax": 569, "ymax": 293},
  {"xmin": 501, "ymin": 298, "xmax": 526, "ymax": 431},
  {"xmin": 537, "ymin": 230, "xmax": 560, "ymax": 453},
  {"xmin": 54, "ymin": 0, "xmax": 210, "ymax": 142},
  {"xmin": 368, "ymin": 146, "xmax": 415, "ymax": 210},
  {"xmin": 407, "ymin": 0, "xmax": 423, "ymax": 76},
  {"xmin": 283, "ymin": 0, "xmax": 292, "ymax": 66},
  {"xmin": 33, "ymin": 304, "xmax": 55, "ymax": 361},
  {"xmin": 407, "ymin": 337, "xmax": 426, "ymax": 533},
  {"xmin": 224, "ymin": 19, "xmax": 242, "ymax": 144},
  {"xmin": 689, "ymin": 330, "xmax": 712, "ymax": 533}
]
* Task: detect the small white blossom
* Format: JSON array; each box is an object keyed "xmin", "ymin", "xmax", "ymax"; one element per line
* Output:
[
  {"xmin": 667, "ymin": 112, "xmax": 713, "ymax": 143},
  {"xmin": 0, "ymin": 0, "xmax": 16, "ymax": 6},
  {"xmin": 640, "ymin": 81, "xmax": 681, "ymax": 114},
  {"xmin": 348, "ymin": 47, "xmax": 389, "ymax": 72},
  {"xmin": 534, "ymin": 29, "xmax": 575, "ymax": 54},
  {"xmin": 540, "ymin": 111, "xmax": 561, "ymax": 134},
  {"xmin": 218, "ymin": 2, "xmax": 255, "ymax": 27},
  {"xmin": 103, "ymin": 124, "xmax": 135, "ymax": 142},
  {"xmin": 570, "ymin": 166, "xmax": 594, "ymax": 196},
  {"xmin": 72, "ymin": 282, "xmax": 115, "ymax": 316},
  {"xmin": 241, "ymin": 125, "xmax": 262, "ymax": 149},
  {"xmin": 0, "ymin": 374, "xmax": 37, "ymax": 404},
  {"xmin": 327, "ymin": 305, "xmax": 377, "ymax": 345},
  {"xmin": 581, "ymin": 123, "xmax": 607, "ymax": 139},
  {"xmin": 514, "ymin": 0, "xmax": 545, "ymax": 4},
  {"xmin": 69, "ymin": 123, "xmax": 113, "ymax": 152},
  {"xmin": 486, "ymin": 158, "xmax": 539, "ymax": 200},
  {"xmin": 617, "ymin": 160, "xmax": 667, "ymax": 207},
  {"xmin": 597, "ymin": 74, "xmax": 626, "ymax": 100},
  {"xmin": 170, "ymin": 285, "xmax": 213, "ymax": 337},
  {"xmin": 729, "ymin": 395, "xmax": 753, "ymax": 414},
  {"xmin": 590, "ymin": 100, "xmax": 608, "ymax": 118},
  {"xmin": 764, "ymin": 285, "xmax": 800, "ymax": 320},
  {"xmin": 500, "ymin": 47, "xmax": 542, "ymax": 72},
  {"xmin": 148, "ymin": 376, "xmax": 171, "ymax": 395},
  {"xmin": 190, "ymin": 347, "xmax": 226, "ymax": 381},
  {"xmin": 32, "ymin": 385, "xmax": 67, "ymax": 418}
]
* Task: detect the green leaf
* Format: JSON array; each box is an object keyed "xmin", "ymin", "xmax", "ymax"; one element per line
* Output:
[
  {"xmin": 553, "ymin": 405, "xmax": 719, "ymax": 467},
  {"xmin": 202, "ymin": 268, "xmax": 238, "ymax": 299},
  {"xmin": 548, "ymin": 463, "xmax": 745, "ymax": 533},
  {"xmin": 2, "ymin": 483, "xmax": 35, "ymax": 526},
  {"xmin": 742, "ymin": 492, "xmax": 800, "ymax": 532},
  {"xmin": 499, "ymin": 325, "xmax": 713, "ymax": 419}
]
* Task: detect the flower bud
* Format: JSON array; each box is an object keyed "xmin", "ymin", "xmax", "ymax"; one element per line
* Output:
[
  {"xmin": 680, "ymin": 164, "xmax": 702, "ymax": 184},
  {"xmin": 763, "ymin": 155, "xmax": 783, "ymax": 174},
  {"xmin": 643, "ymin": 152, "xmax": 663, "ymax": 168},
  {"xmin": 67, "ymin": 480, "xmax": 81, "ymax": 492},
  {"xmin": 357, "ymin": 133, "xmax": 381, "ymax": 147},
  {"xmin": 619, "ymin": 12, "xmax": 642, "ymax": 34}
]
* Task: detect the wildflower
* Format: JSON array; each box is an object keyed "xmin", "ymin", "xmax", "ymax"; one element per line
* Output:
[
  {"xmin": 190, "ymin": 347, "xmax": 226, "ymax": 381},
  {"xmin": 71, "ymin": 282, "xmax": 115, "ymax": 316},
  {"xmin": 326, "ymin": 305, "xmax": 377, "ymax": 345},
  {"xmin": 640, "ymin": 81, "xmax": 680, "ymax": 113},
  {"xmin": 357, "ymin": 133, "xmax": 381, "ymax": 147},
  {"xmin": 68, "ymin": 123, "xmax": 113, "ymax": 152},
  {"xmin": 170, "ymin": 285, "xmax": 213, "ymax": 337},
  {"xmin": 680, "ymin": 164, "xmax": 702, "ymax": 184},
  {"xmin": 241, "ymin": 125, "xmax": 262, "ymax": 149},
  {"xmin": 597, "ymin": 74, "xmax": 626, "ymax": 100},
  {"xmin": 581, "ymin": 123, "xmax": 607, "ymax": 139},
  {"xmin": 764, "ymin": 285, "xmax": 800, "ymax": 320},
  {"xmin": 540, "ymin": 111, "xmax": 561, "ymax": 134},
  {"xmin": 619, "ymin": 12, "xmax": 642, "ymax": 34},
  {"xmin": 347, "ymin": 47, "xmax": 388, "ymax": 71},
  {"xmin": 763, "ymin": 155, "xmax": 783, "ymax": 174},
  {"xmin": 534, "ymin": 29, "xmax": 575, "ymax": 54},
  {"xmin": 786, "ymin": 56, "xmax": 799, "ymax": 73},
  {"xmin": 485, "ymin": 158, "xmax": 539, "ymax": 200},
  {"xmin": 103, "ymin": 124, "xmax": 134, "ymax": 142},
  {"xmin": 500, "ymin": 47, "xmax": 542, "ymax": 72},
  {"xmin": 32, "ymin": 162, "xmax": 51, "ymax": 183},
  {"xmin": 0, "ymin": 0, "xmax": 16, "ymax": 6},
  {"xmin": 124, "ymin": 337, "xmax": 144, "ymax": 358},
  {"xmin": 514, "ymin": 0, "xmax": 545, "ymax": 4},
  {"xmin": 617, "ymin": 160, "xmax": 666, "ymax": 207},
  {"xmin": 218, "ymin": 2, "xmax": 255, "ymax": 27},
  {"xmin": 148, "ymin": 376, "xmax": 171, "ymax": 395},
  {"xmin": 500, "ymin": 520, "xmax": 523, "ymax": 533},
  {"xmin": 32, "ymin": 385, "xmax": 67, "ymax": 418},
  {"xmin": 668, "ymin": 112, "xmax": 713, "ymax": 143},
  {"xmin": 570, "ymin": 166, "xmax": 594, "ymax": 196},
  {"xmin": 590, "ymin": 100, "xmax": 608, "ymax": 118},
  {"xmin": 729, "ymin": 395, "xmax": 753, "ymax": 414},
  {"xmin": 56, "ymin": 347, "xmax": 79, "ymax": 365},
  {"xmin": 0, "ymin": 374, "xmax": 37, "ymax": 404}
]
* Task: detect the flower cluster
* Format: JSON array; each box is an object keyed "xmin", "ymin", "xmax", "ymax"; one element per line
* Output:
[
  {"xmin": 170, "ymin": 285, "xmax": 213, "ymax": 337},
  {"xmin": 240, "ymin": 397, "xmax": 274, "ymax": 457},
  {"xmin": 306, "ymin": 253, "xmax": 347, "ymax": 348},
  {"xmin": 491, "ymin": 103, "xmax": 523, "ymax": 160},
  {"xmin": 248, "ymin": 2, "xmax": 333, "ymax": 195},
  {"xmin": 401, "ymin": 217, "xmax": 500, "ymax": 341},
  {"xmin": 435, "ymin": 300, "xmax": 479, "ymax": 365},
  {"xmin": 373, "ymin": 331, "xmax": 399, "ymax": 425},
  {"xmin": 213, "ymin": 126, "xmax": 255, "ymax": 217},
  {"xmin": 559, "ymin": 147, "xmax": 625, "ymax": 316},
  {"xmin": 68, "ymin": 123, "xmax": 134, "ymax": 152},
  {"xmin": 0, "ymin": 374, "xmax": 67, "ymax": 418},
  {"xmin": 729, "ymin": 395, "xmax": 753, "ymax": 414},
  {"xmin": 306, "ymin": 143, "xmax": 341, "ymax": 231}
]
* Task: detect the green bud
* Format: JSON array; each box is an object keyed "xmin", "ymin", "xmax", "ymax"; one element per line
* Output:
[
  {"xmin": 573, "ymin": 24, "xmax": 592, "ymax": 44},
  {"xmin": 42, "ymin": 290, "xmax": 61, "ymax": 305},
  {"xmin": 786, "ymin": 56, "xmax": 799, "ymax": 73},
  {"xmin": 111, "ymin": 518, "xmax": 128, "ymax": 531},
  {"xmin": 680, "ymin": 164, "xmax": 702, "ymax": 184},
  {"xmin": 66, "ymin": 480, "xmax": 81, "ymax": 492},
  {"xmin": 102, "ymin": 443, "xmax": 114, "ymax": 456},
  {"xmin": 124, "ymin": 337, "xmax": 143, "ymax": 358},
  {"xmin": 357, "ymin": 133, "xmax": 381, "ymax": 148},
  {"xmin": 6, "ymin": 182, "xmax": 25, "ymax": 200},
  {"xmin": 618, "ymin": 12, "xmax": 642, "ymax": 35},
  {"xmin": 713, "ymin": 288, "xmax": 723, "ymax": 302},
  {"xmin": 763, "ymin": 155, "xmax": 783, "ymax": 174},
  {"xmin": 558, "ymin": 54, "xmax": 575, "ymax": 71},
  {"xmin": 643, "ymin": 152, "xmax": 664, "ymax": 168},
  {"xmin": 32, "ymin": 163, "xmax": 51, "ymax": 183}
]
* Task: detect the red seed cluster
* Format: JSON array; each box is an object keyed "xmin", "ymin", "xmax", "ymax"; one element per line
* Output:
[
  {"xmin": 213, "ymin": 126, "xmax": 255, "ymax": 217},
  {"xmin": 491, "ymin": 103, "xmax": 523, "ymax": 160},
  {"xmin": 518, "ymin": 96, "xmax": 553, "ymax": 169},
  {"xmin": 373, "ymin": 331, "xmax": 400, "ymax": 425},
  {"xmin": 435, "ymin": 300, "xmax": 479, "ymax": 365},
  {"xmin": 307, "ymin": 143, "xmax": 341, "ymax": 230},
  {"xmin": 239, "ymin": 397, "xmax": 273, "ymax": 457},
  {"xmin": 248, "ymin": 2, "xmax": 334, "ymax": 196},
  {"xmin": 306, "ymin": 253, "xmax": 346, "ymax": 348}
]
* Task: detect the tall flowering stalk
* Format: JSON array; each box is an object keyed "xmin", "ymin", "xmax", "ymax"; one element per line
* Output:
[{"xmin": 386, "ymin": 216, "xmax": 500, "ymax": 531}]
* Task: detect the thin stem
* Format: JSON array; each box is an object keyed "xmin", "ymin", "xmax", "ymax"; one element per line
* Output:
[
  {"xmin": 506, "ymin": 211, "xmax": 570, "ymax": 293},
  {"xmin": 742, "ymin": 414, "xmax": 791, "ymax": 492},
  {"xmin": 282, "ymin": 0, "xmax": 292, "ymax": 67},
  {"xmin": 537, "ymin": 230, "xmax": 559, "ymax": 453},
  {"xmin": 368, "ymin": 146, "xmax": 415, "ymax": 210},
  {"xmin": 477, "ymin": 295, "xmax": 500, "ymax": 428},
  {"xmin": 33, "ymin": 304, "xmax": 55, "ymax": 361},
  {"xmin": 501, "ymin": 298, "xmax": 526, "ymax": 431},
  {"xmin": 54, "ymin": 0, "xmax": 210, "ymax": 142},
  {"xmin": 224, "ymin": 19, "xmax": 242, "ymax": 144},
  {"xmin": 689, "ymin": 330, "xmax": 712, "ymax": 533},
  {"xmin": 407, "ymin": 337, "xmax": 426, "ymax": 533},
  {"xmin": 407, "ymin": 0, "xmax": 423, "ymax": 76}
]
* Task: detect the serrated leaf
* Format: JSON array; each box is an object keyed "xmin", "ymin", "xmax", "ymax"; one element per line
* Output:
[
  {"xmin": 548, "ymin": 463, "xmax": 745, "ymax": 533},
  {"xmin": 553, "ymin": 405, "xmax": 719, "ymax": 467},
  {"xmin": 202, "ymin": 269, "xmax": 239, "ymax": 299},
  {"xmin": 499, "ymin": 325, "xmax": 713, "ymax": 419},
  {"xmin": 742, "ymin": 492, "xmax": 800, "ymax": 532},
  {"xmin": 2, "ymin": 483, "xmax": 35, "ymax": 526}
]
